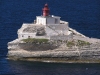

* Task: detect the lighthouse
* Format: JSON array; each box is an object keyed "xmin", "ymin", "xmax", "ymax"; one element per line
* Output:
[
  {"xmin": 17, "ymin": 3, "xmax": 72, "ymax": 40},
  {"xmin": 36, "ymin": 4, "xmax": 60, "ymax": 25}
]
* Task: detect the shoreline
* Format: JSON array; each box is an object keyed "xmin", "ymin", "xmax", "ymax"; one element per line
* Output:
[{"xmin": 7, "ymin": 56, "xmax": 100, "ymax": 63}]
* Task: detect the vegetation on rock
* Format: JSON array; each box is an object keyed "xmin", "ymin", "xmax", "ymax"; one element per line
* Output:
[
  {"xmin": 67, "ymin": 40, "xmax": 90, "ymax": 47},
  {"xmin": 22, "ymin": 38, "xmax": 49, "ymax": 44},
  {"xmin": 77, "ymin": 40, "xmax": 90, "ymax": 46},
  {"xmin": 22, "ymin": 38, "xmax": 90, "ymax": 47},
  {"xmin": 67, "ymin": 41, "xmax": 75, "ymax": 47}
]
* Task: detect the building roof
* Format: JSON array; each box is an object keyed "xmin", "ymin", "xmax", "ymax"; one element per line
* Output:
[
  {"xmin": 23, "ymin": 26, "xmax": 45, "ymax": 33},
  {"xmin": 36, "ymin": 15, "xmax": 60, "ymax": 18}
]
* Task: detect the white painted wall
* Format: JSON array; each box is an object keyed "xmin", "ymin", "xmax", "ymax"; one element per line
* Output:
[
  {"xmin": 18, "ymin": 33, "xmax": 50, "ymax": 40},
  {"xmin": 36, "ymin": 16, "xmax": 60, "ymax": 25},
  {"xmin": 18, "ymin": 33, "xmax": 36, "ymax": 39},
  {"xmin": 36, "ymin": 17, "xmax": 46, "ymax": 25}
]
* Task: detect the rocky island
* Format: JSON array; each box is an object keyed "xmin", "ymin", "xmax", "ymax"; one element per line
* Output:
[{"xmin": 7, "ymin": 4, "xmax": 100, "ymax": 63}]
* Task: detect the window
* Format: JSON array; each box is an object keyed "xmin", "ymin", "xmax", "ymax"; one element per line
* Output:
[{"xmin": 28, "ymin": 36, "xmax": 30, "ymax": 38}]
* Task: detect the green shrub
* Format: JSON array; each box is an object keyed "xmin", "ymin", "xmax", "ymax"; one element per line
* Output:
[
  {"xmin": 67, "ymin": 41, "xmax": 75, "ymax": 47},
  {"xmin": 22, "ymin": 38, "xmax": 49, "ymax": 44},
  {"xmin": 77, "ymin": 40, "xmax": 90, "ymax": 46},
  {"xmin": 66, "ymin": 40, "xmax": 90, "ymax": 47}
]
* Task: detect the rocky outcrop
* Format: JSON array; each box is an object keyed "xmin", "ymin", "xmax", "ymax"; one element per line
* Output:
[
  {"xmin": 7, "ymin": 26, "xmax": 100, "ymax": 63},
  {"xmin": 7, "ymin": 37, "xmax": 100, "ymax": 63}
]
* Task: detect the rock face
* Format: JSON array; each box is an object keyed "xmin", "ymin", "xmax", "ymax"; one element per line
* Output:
[
  {"xmin": 7, "ymin": 44, "xmax": 100, "ymax": 63},
  {"xmin": 18, "ymin": 43, "xmax": 59, "ymax": 51}
]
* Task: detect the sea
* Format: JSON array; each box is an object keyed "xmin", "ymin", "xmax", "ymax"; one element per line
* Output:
[{"xmin": 0, "ymin": 0, "xmax": 100, "ymax": 75}]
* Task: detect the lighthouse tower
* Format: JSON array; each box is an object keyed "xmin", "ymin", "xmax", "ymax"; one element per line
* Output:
[
  {"xmin": 42, "ymin": 3, "xmax": 50, "ymax": 16},
  {"xmin": 36, "ymin": 4, "xmax": 60, "ymax": 25}
]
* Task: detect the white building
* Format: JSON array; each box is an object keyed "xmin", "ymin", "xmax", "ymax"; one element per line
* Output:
[
  {"xmin": 17, "ymin": 4, "xmax": 73, "ymax": 40},
  {"xmin": 36, "ymin": 15, "xmax": 60, "ymax": 25}
]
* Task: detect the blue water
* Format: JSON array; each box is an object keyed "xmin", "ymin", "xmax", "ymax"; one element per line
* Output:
[{"xmin": 0, "ymin": 0, "xmax": 100, "ymax": 75}]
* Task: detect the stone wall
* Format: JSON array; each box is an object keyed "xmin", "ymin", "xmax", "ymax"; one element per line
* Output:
[{"xmin": 50, "ymin": 35, "xmax": 73, "ymax": 41}]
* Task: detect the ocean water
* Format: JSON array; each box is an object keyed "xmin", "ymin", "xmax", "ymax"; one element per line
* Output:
[{"xmin": 0, "ymin": 0, "xmax": 100, "ymax": 75}]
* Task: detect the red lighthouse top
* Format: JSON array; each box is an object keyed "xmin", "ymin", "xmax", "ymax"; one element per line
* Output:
[{"xmin": 42, "ymin": 4, "xmax": 50, "ymax": 16}]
